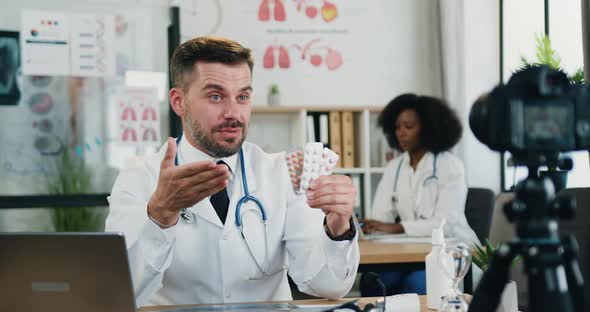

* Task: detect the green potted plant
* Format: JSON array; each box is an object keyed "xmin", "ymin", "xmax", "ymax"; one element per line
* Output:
[
  {"xmin": 268, "ymin": 83, "xmax": 280, "ymax": 106},
  {"xmin": 46, "ymin": 147, "xmax": 105, "ymax": 232},
  {"xmin": 519, "ymin": 34, "xmax": 584, "ymax": 84},
  {"xmin": 473, "ymin": 239, "xmax": 520, "ymax": 312}
]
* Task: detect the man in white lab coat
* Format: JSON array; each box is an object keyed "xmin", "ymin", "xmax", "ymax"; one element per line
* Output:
[{"xmin": 106, "ymin": 36, "xmax": 360, "ymax": 307}]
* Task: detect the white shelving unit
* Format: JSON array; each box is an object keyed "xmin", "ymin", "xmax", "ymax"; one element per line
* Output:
[{"xmin": 248, "ymin": 106, "xmax": 391, "ymax": 218}]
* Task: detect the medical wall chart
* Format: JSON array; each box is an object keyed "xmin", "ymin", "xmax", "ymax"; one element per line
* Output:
[
  {"xmin": 70, "ymin": 14, "xmax": 116, "ymax": 77},
  {"xmin": 21, "ymin": 11, "xmax": 71, "ymax": 76},
  {"xmin": 21, "ymin": 10, "xmax": 116, "ymax": 77},
  {"xmin": 0, "ymin": 76, "xmax": 68, "ymax": 177}
]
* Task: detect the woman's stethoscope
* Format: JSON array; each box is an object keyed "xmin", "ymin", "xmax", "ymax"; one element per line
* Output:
[
  {"xmin": 391, "ymin": 154, "xmax": 438, "ymax": 219},
  {"xmin": 393, "ymin": 153, "xmax": 439, "ymax": 192},
  {"xmin": 392, "ymin": 153, "xmax": 439, "ymax": 209},
  {"xmin": 174, "ymin": 134, "xmax": 282, "ymax": 278}
]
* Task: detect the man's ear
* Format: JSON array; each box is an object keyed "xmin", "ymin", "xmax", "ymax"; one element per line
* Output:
[{"xmin": 169, "ymin": 87, "xmax": 185, "ymax": 117}]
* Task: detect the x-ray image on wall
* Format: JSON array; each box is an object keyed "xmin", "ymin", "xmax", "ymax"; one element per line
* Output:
[
  {"xmin": 0, "ymin": 31, "xmax": 20, "ymax": 105},
  {"xmin": 0, "ymin": 31, "xmax": 21, "ymax": 105}
]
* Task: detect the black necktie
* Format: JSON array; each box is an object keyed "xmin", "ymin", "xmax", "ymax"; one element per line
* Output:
[{"xmin": 210, "ymin": 160, "xmax": 229, "ymax": 224}]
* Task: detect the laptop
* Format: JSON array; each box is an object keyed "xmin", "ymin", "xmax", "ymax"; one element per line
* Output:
[
  {"xmin": 0, "ymin": 232, "xmax": 136, "ymax": 312},
  {"xmin": 353, "ymin": 215, "xmax": 433, "ymax": 243},
  {"xmin": 353, "ymin": 214, "xmax": 402, "ymax": 240}
]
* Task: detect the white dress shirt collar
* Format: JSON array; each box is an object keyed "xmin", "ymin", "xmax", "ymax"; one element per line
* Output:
[
  {"xmin": 178, "ymin": 133, "xmax": 238, "ymax": 180},
  {"xmin": 400, "ymin": 151, "xmax": 435, "ymax": 174}
]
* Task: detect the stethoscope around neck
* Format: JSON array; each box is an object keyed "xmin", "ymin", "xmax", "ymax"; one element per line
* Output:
[
  {"xmin": 174, "ymin": 134, "xmax": 280, "ymax": 278},
  {"xmin": 393, "ymin": 153, "xmax": 439, "ymax": 193}
]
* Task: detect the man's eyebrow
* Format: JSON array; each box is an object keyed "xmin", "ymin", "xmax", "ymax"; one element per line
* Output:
[
  {"xmin": 202, "ymin": 83, "xmax": 225, "ymax": 91},
  {"xmin": 240, "ymin": 85, "xmax": 253, "ymax": 93},
  {"xmin": 201, "ymin": 84, "xmax": 252, "ymax": 93}
]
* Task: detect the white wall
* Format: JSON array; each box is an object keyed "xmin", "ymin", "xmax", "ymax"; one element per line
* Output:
[
  {"xmin": 462, "ymin": 0, "xmax": 501, "ymax": 193},
  {"xmin": 178, "ymin": 0, "xmax": 443, "ymax": 106}
]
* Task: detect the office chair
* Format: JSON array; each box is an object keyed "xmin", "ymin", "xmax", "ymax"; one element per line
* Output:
[{"xmin": 464, "ymin": 187, "xmax": 495, "ymax": 243}]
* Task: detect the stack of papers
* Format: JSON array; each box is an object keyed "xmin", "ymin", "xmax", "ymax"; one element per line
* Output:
[
  {"xmin": 363, "ymin": 233, "xmax": 432, "ymax": 244},
  {"xmin": 361, "ymin": 233, "xmax": 459, "ymax": 244}
]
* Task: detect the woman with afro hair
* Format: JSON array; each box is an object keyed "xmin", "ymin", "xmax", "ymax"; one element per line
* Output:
[{"xmin": 360, "ymin": 93, "xmax": 479, "ymax": 296}]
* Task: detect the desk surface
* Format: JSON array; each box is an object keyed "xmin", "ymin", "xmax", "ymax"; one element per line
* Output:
[
  {"xmin": 139, "ymin": 296, "xmax": 431, "ymax": 311},
  {"xmin": 139, "ymin": 242, "xmax": 433, "ymax": 312},
  {"xmin": 359, "ymin": 240, "xmax": 431, "ymax": 264}
]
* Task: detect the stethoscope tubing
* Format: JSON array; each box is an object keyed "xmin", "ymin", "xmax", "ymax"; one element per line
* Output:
[
  {"xmin": 393, "ymin": 153, "xmax": 438, "ymax": 192},
  {"xmin": 173, "ymin": 134, "xmax": 276, "ymax": 277}
]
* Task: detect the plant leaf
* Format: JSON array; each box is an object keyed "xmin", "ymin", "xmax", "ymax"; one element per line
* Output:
[
  {"xmin": 535, "ymin": 33, "xmax": 561, "ymax": 70},
  {"xmin": 512, "ymin": 255, "xmax": 521, "ymax": 265},
  {"xmin": 485, "ymin": 239, "xmax": 495, "ymax": 258},
  {"xmin": 569, "ymin": 67, "xmax": 585, "ymax": 85},
  {"xmin": 47, "ymin": 146, "xmax": 105, "ymax": 232}
]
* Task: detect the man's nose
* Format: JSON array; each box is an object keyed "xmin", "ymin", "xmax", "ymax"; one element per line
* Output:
[{"xmin": 222, "ymin": 101, "xmax": 241, "ymax": 119}]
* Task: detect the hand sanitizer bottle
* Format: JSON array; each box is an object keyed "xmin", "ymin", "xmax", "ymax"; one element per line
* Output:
[{"xmin": 426, "ymin": 219, "xmax": 452, "ymax": 309}]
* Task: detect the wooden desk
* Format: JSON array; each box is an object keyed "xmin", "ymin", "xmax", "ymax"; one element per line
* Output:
[
  {"xmin": 358, "ymin": 240, "xmax": 474, "ymax": 293},
  {"xmin": 139, "ymin": 296, "xmax": 432, "ymax": 311},
  {"xmin": 358, "ymin": 240, "xmax": 431, "ymax": 272}
]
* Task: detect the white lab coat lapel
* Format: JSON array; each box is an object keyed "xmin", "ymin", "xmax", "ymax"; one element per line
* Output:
[
  {"xmin": 414, "ymin": 153, "xmax": 438, "ymax": 218},
  {"xmin": 395, "ymin": 153, "xmax": 414, "ymax": 221},
  {"xmin": 192, "ymin": 200, "xmax": 224, "ymax": 228},
  {"xmin": 177, "ymin": 135, "xmax": 225, "ymax": 229},
  {"xmin": 396, "ymin": 152, "xmax": 437, "ymax": 221}
]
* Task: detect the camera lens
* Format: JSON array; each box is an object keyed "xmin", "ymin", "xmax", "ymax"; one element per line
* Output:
[{"xmin": 469, "ymin": 94, "xmax": 490, "ymax": 146}]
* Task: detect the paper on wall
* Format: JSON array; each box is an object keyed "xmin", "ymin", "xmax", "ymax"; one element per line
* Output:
[
  {"xmin": 21, "ymin": 11, "xmax": 71, "ymax": 76},
  {"xmin": 70, "ymin": 14, "xmax": 116, "ymax": 77},
  {"xmin": 113, "ymin": 87, "xmax": 160, "ymax": 146}
]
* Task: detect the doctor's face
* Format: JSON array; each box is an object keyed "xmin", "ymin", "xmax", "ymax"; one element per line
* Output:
[
  {"xmin": 395, "ymin": 109, "xmax": 422, "ymax": 153},
  {"xmin": 179, "ymin": 61, "xmax": 252, "ymax": 158}
]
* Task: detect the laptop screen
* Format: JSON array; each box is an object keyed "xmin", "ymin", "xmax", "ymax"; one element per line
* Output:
[{"xmin": 0, "ymin": 233, "xmax": 136, "ymax": 312}]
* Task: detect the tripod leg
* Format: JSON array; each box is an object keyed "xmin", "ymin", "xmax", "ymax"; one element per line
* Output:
[
  {"xmin": 468, "ymin": 244, "xmax": 514, "ymax": 312},
  {"xmin": 562, "ymin": 235, "xmax": 586, "ymax": 311}
]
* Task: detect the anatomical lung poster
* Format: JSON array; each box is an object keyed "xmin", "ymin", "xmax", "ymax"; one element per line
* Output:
[{"xmin": 114, "ymin": 87, "xmax": 160, "ymax": 145}]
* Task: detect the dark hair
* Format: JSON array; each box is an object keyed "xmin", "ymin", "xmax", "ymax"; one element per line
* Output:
[
  {"xmin": 170, "ymin": 36, "xmax": 254, "ymax": 91},
  {"xmin": 377, "ymin": 93, "xmax": 463, "ymax": 153}
]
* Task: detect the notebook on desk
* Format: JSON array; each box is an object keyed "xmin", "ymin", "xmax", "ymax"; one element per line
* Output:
[{"xmin": 0, "ymin": 232, "xmax": 136, "ymax": 312}]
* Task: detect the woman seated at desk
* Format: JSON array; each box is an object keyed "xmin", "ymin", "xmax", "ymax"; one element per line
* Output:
[{"xmin": 360, "ymin": 93, "xmax": 479, "ymax": 296}]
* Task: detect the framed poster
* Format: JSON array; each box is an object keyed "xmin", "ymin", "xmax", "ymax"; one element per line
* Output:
[{"xmin": 0, "ymin": 31, "xmax": 20, "ymax": 105}]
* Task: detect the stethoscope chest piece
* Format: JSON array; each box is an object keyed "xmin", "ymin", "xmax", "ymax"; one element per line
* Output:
[{"xmin": 180, "ymin": 208, "xmax": 196, "ymax": 224}]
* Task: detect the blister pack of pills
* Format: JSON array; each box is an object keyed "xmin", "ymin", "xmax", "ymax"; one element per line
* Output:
[{"xmin": 285, "ymin": 142, "xmax": 339, "ymax": 194}]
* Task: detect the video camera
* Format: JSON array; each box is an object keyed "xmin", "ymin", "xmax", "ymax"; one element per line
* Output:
[
  {"xmin": 467, "ymin": 66, "xmax": 586, "ymax": 312},
  {"xmin": 469, "ymin": 65, "xmax": 590, "ymax": 153}
]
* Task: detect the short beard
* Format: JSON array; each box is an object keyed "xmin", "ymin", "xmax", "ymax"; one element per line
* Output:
[{"xmin": 184, "ymin": 105, "xmax": 246, "ymax": 158}]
